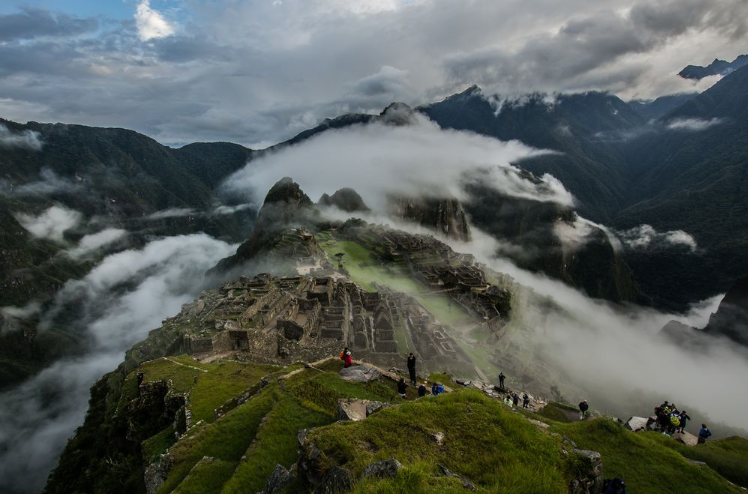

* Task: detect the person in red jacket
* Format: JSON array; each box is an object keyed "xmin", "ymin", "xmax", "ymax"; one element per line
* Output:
[{"xmin": 340, "ymin": 347, "xmax": 353, "ymax": 368}]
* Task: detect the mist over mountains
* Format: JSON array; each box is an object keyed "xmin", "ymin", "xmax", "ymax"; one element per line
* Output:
[{"xmin": 2, "ymin": 47, "xmax": 748, "ymax": 493}]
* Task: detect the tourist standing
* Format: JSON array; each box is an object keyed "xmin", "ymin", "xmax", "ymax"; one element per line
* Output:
[
  {"xmin": 698, "ymin": 424, "xmax": 712, "ymax": 444},
  {"xmin": 678, "ymin": 411, "xmax": 691, "ymax": 433},
  {"xmin": 579, "ymin": 400, "xmax": 589, "ymax": 420},
  {"xmin": 341, "ymin": 348, "xmax": 352, "ymax": 368},
  {"xmin": 499, "ymin": 372, "xmax": 506, "ymax": 391},
  {"xmin": 407, "ymin": 353, "xmax": 417, "ymax": 385},
  {"xmin": 523, "ymin": 394, "xmax": 530, "ymax": 409}
]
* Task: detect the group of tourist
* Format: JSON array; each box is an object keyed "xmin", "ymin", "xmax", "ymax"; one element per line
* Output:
[
  {"xmin": 653, "ymin": 400, "xmax": 711, "ymax": 443},
  {"xmin": 502, "ymin": 392, "xmax": 530, "ymax": 409}
]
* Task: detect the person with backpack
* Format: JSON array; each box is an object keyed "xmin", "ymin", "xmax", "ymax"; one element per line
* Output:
[
  {"xmin": 407, "ymin": 353, "xmax": 417, "ymax": 385},
  {"xmin": 579, "ymin": 400, "xmax": 589, "ymax": 420},
  {"xmin": 522, "ymin": 394, "xmax": 530, "ymax": 409},
  {"xmin": 340, "ymin": 347, "xmax": 352, "ymax": 368},
  {"xmin": 603, "ymin": 477, "xmax": 628, "ymax": 494},
  {"xmin": 698, "ymin": 424, "xmax": 712, "ymax": 444},
  {"xmin": 397, "ymin": 377, "xmax": 407, "ymax": 398},
  {"xmin": 668, "ymin": 413, "xmax": 681, "ymax": 435},
  {"xmin": 418, "ymin": 381, "xmax": 427, "ymax": 397}
]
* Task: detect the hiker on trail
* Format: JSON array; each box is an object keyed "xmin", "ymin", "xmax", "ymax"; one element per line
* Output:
[
  {"xmin": 397, "ymin": 378, "xmax": 407, "ymax": 398},
  {"xmin": 418, "ymin": 381, "xmax": 427, "ymax": 397},
  {"xmin": 603, "ymin": 477, "xmax": 628, "ymax": 494},
  {"xmin": 655, "ymin": 407, "xmax": 670, "ymax": 433},
  {"xmin": 512, "ymin": 393, "xmax": 519, "ymax": 407},
  {"xmin": 499, "ymin": 372, "xmax": 506, "ymax": 391},
  {"xmin": 503, "ymin": 396, "xmax": 513, "ymax": 407},
  {"xmin": 677, "ymin": 410, "xmax": 691, "ymax": 433},
  {"xmin": 407, "ymin": 353, "xmax": 417, "ymax": 385},
  {"xmin": 340, "ymin": 347, "xmax": 352, "ymax": 368},
  {"xmin": 698, "ymin": 424, "xmax": 712, "ymax": 444},
  {"xmin": 579, "ymin": 400, "xmax": 589, "ymax": 420},
  {"xmin": 522, "ymin": 394, "xmax": 530, "ymax": 409}
]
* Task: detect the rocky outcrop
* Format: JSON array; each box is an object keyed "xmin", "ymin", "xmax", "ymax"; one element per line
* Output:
[
  {"xmin": 318, "ymin": 188, "xmax": 369, "ymax": 213},
  {"xmin": 337, "ymin": 398, "xmax": 392, "ymax": 421},
  {"xmin": 390, "ymin": 196, "xmax": 471, "ymax": 241},
  {"xmin": 703, "ymin": 275, "xmax": 748, "ymax": 346},
  {"xmin": 144, "ymin": 454, "xmax": 173, "ymax": 494},
  {"xmin": 624, "ymin": 416, "xmax": 649, "ymax": 432},
  {"xmin": 339, "ymin": 364, "xmax": 381, "ymax": 383},
  {"xmin": 259, "ymin": 464, "xmax": 295, "ymax": 494},
  {"xmin": 362, "ymin": 459, "xmax": 403, "ymax": 479},
  {"xmin": 297, "ymin": 429, "xmax": 353, "ymax": 493},
  {"xmin": 569, "ymin": 449, "xmax": 603, "ymax": 494}
]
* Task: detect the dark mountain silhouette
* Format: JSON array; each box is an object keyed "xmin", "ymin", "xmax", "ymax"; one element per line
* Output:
[{"xmin": 679, "ymin": 55, "xmax": 748, "ymax": 80}]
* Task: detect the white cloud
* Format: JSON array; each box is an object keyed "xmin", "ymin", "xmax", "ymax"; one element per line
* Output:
[
  {"xmin": 63, "ymin": 228, "xmax": 128, "ymax": 260},
  {"xmin": 1, "ymin": 168, "xmax": 80, "ymax": 197},
  {"xmin": 666, "ymin": 117, "xmax": 725, "ymax": 131},
  {"xmin": 213, "ymin": 203, "xmax": 254, "ymax": 215},
  {"xmin": 445, "ymin": 227, "xmax": 748, "ymax": 431},
  {"xmin": 14, "ymin": 206, "xmax": 82, "ymax": 242},
  {"xmin": 223, "ymin": 114, "xmax": 571, "ymax": 210},
  {"xmin": 616, "ymin": 224, "xmax": 698, "ymax": 251},
  {"xmin": 146, "ymin": 207, "xmax": 195, "ymax": 219},
  {"xmin": 0, "ymin": 234, "xmax": 236, "ymax": 492},
  {"xmin": 135, "ymin": 0, "xmax": 175, "ymax": 41},
  {"xmin": 0, "ymin": 124, "xmax": 42, "ymax": 151}
]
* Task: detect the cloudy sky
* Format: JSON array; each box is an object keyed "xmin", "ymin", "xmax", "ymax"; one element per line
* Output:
[{"xmin": 0, "ymin": 0, "xmax": 745, "ymax": 147}]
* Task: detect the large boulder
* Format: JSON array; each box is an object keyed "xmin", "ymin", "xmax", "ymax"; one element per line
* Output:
[
  {"xmin": 337, "ymin": 399, "xmax": 369, "ymax": 421},
  {"xmin": 624, "ymin": 416, "xmax": 649, "ymax": 432},
  {"xmin": 339, "ymin": 364, "xmax": 381, "ymax": 383},
  {"xmin": 144, "ymin": 454, "xmax": 173, "ymax": 494},
  {"xmin": 321, "ymin": 466, "xmax": 353, "ymax": 493},
  {"xmin": 365, "ymin": 401, "xmax": 393, "ymax": 417},
  {"xmin": 673, "ymin": 431, "xmax": 699, "ymax": 447},
  {"xmin": 363, "ymin": 459, "xmax": 403, "ymax": 479},
  {"xmin": 258, "ymin": 464, "xmax": 294, "ymax": 494},
  {"xmin": 569, "ymin": 449, "xmax": 603, "ymax": 494}
]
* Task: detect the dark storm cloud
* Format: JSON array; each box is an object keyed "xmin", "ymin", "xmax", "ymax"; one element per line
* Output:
[
  {"xmin": 0, "ymin": 7, "xmax": 98, "ymax": 42},
  {"xmin": 0, "ymin": 0, "xmax": 746, "ymax": 146}
]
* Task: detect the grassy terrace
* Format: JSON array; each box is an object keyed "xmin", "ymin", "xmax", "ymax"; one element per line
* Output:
[{"xmin": 124, "ymin": 355, "xmax": 746, "ymax": 493}]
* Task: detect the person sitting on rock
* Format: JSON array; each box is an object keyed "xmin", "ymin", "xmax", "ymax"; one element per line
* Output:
[
  {"xmin": 397, "ymin": 377, "xmax": 407, "ymax": 399},
  {"xmin": 698, "ymin": 424, "xmax": 712, "ymax": 444},
  {"xmin": 503, "ymin": 396, "xmax": 513, "ymax": 407},
  {"xmin": 522, "ymin": 394, "xmax": 530, "ymax": 409},
  {"xmin": 678, "ymin": 410, "xmax": 691, "ymax": 433},
  {"xmin": 418, "ymin": 381, "xmax": 427, "ymax": 397},
  {"xmin": 579, "ymin": 400, "xmax": 589, "ymax": 420}
]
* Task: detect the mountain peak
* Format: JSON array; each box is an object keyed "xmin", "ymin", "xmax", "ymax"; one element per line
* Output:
[{"xmin": 380, "ymin": 102, "xmax": 417, "ymax": 126}]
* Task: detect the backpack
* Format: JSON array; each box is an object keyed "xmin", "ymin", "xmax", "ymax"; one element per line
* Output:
[{"xmin": 670, "ymin": 416, "xmax": 681, "ymax": 427}]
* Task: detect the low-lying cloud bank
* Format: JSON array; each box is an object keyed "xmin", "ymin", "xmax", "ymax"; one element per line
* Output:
[
  {"xmin": 449, "ymin": 228, "xmax": 746, "ymax": 431},
  {"xmin": 614, "ymin": 223, "xmax": 698, "ymax": 252},
  {"xmin": 14, "ymin": 205, "xmax": 82, "ymax": 242},
  {"xmin": 0, "ymin": 234, "xmax": 236, "ymax": 494},
  {"xmin": 0, "ymin": 124, "xmax": 43, "ymax": 150},
  {"xmin": 62, "ymin": 228, "xmax": 128, "ymax": 260},
  {"xmin": 222, "ymin": 115, "xmax": 572, "ymax": 210},
  {"xmin": 666, "ymin": 117, "xmax": 725, "ymax": 132}
]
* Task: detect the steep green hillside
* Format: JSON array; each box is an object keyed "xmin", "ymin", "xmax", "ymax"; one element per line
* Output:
[{"xmin": 47, "ymin": 354, "xmax": 747, "ymax": 494}]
